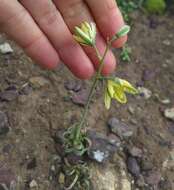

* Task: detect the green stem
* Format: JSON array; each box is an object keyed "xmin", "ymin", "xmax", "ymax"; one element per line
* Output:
[{"xmin": 75, "ymin": 41, "xmax": 112, "ymax": 141}]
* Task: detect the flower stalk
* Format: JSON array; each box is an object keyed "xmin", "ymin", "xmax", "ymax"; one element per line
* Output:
[{"xmin": 64, "ymin": 21, "xmax": 136, "ymax": 155}]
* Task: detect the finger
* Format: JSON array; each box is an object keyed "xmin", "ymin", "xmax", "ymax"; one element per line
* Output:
[
  {"xmin": 85, "ymin": 0, "xmax": 127, "ymax": 48},
  {"xmin": 54, "ymin": 0, "xmax": 116, "ymax": 75},
  {"xmin": 20, "ymin": 0, "xmax": 94, "ymax": 79},
  {"xmin": 0, "ymin": 0, "xmax": 60, "ymax": 69}
]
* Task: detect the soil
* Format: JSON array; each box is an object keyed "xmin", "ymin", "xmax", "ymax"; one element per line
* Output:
[{"xmin": 0, "ymin": 11, "xmax": 174, "ymax": 190}]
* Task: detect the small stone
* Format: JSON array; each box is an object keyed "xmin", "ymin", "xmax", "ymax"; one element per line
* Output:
[
  {"xmin": 71, "ymin": 89, "xmax": 89, "ymax": 106},
  {"xmin": 29, "ymin": 76, "xmax": 49, "ymax": 88},
  {"xmin": 108, "ymin": 117, "xmax": 133, "ymax": 139},
  {"xmin": 0, "ymin": 89, "xmax": 18, "ymax": 102},
  {"xmin": 87, "ymin": 130, "xmax": 118, "ymax": 163},
  {"xmin": 160, "ymin": 98, "xmax": 171, "ymax": 105},
  {"xmin": 127, "ymin": 157, "xmax": 140, "ymax": 177},
  {"xmin": 162, "ymin": 39, "xmax": 171, "ymax": 46},
  {"xmin": 144, "ymin": 170, "xmax": 161, "ymax": 186},
  {"xmin": 0, "ymin": 167, "xmax": 16, "ymax": 187},
  {"xmin": 141, "ymin": 159, "xmax": 153, "ymax": 171},
  {"xmin": 159, "ymin": 179, "xmax": 172, "ymax": 190},
  {"xmin": 27, "ymin": 158, "xmax": 37, "ymax": 170},
  {"xmin": 122, "ymin": 178, "xmax": 131, "ymax": 190},
  {"xmin": 142, "ymin": 70, "xmax": 156, "ymax": 81},
  {"xmin": 138, "ymin": 87, "xmax": 152, "ymax": 99},
  {"xmin": 0, "ymin": 43, "xmax": 13, "ymax": 54},
  {"xmin": 164, "ymin": 108, "xmax": 174, "ymax": 121},
  {"xmin": 128, "ymin": 106, "xmax": 135, "ymax": 115},
  {"xmin": 19, "ymin": 84, "xmax": 32, "ymax": 95},
  {"xmin": 128, "ymin": 147, "xmax": 143, "ymax": 158},
  {"xmin": 2, "ymin": 144, "xmax": 12, "ymax": 154},
  {"xmin": 0, "ymin": 111, "xmax": 9, "ymax": 135},
  {"xmin": 29, "ymin": 180, "xmax": 38, "ymax": 188},
  {"xmin": 64, "ymin": 80, "xmax": 81, "ymax": 92},
  {"xmin": 136, "ymin": 175, "xmax": 145, "ymax": 187},
  {"xmin": 58, "ymin": 173, "xmax": 65, "ymax": 184}
]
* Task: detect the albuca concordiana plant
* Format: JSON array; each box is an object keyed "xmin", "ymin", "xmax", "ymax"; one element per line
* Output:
[{"xmin": 63, "ymin": 21, "xmax": 138, "ymax": 157}]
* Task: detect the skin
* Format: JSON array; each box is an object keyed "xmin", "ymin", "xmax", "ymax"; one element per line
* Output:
[{"xmin": 0, "ymin": 0, "xmax": 127, "ymax": 79}]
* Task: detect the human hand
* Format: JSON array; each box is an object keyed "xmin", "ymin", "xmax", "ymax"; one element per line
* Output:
[{"xmin": 0, "ymin": 0, "xmax": 127, "ymax": 79}]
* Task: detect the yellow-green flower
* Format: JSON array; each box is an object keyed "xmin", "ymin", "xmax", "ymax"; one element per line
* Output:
[
  {"xmin": 73, "ymin": 22, "xmax": 96, "ymax": 46},
  {"xmin": 104, "ymin": 78, "xmax": 138, "ymax": 109}
]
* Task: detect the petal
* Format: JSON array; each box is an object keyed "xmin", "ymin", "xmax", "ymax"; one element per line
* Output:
[
  {"xmin": 107, "ymin": 80, "xmax": 115, "ymax": 97},
  {"xmin": 104, "ymin": 89, "xmax": 111, "ymax": 109},
  {"xmin": 74, "ymin": 27, "xmax": 93, "ymax": 46},
  {"xmin": 113, "ymin": 88, "xmax": 127, "ymax": 104},
  {"xmin": 120, "ymin": 79, "xmax": 138, "ymax": 94}
]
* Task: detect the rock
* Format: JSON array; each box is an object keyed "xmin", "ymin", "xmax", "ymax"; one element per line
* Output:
[
  {"xmin": 107, "ymin": 117, "xmax": 134, "ymax": 139},
  {"xmin": 2, "ymin": 144, "xmax": 12, "ymax": 154},
  {"xmin": 160, "ymin": 98, "xmax": 171, "ymax": 105},
  {"xmin": 71, "ymin": 89, "xmax": 89, "ymax": 106},
  {"xmin": 90, "ymin": 163, "xmax": 131, "ymax": 190},
  {"xmin": 0, "ymin": 166, "xmax": 16, "ymax": 187},
  {"xmin": 0, "ymin": 111, "xmax": 9, "ymax": 135},
  {"xmin": 87, "ymin": 131, "xmax": 118, "ymax": 163},
  {"xmin": 127, "ymin": 157, "xmax": 140, "ymax": 177},
  {"xmin": 138, "ymin": 87, "xmax": 152, "ymax": 99},
  {"xmin": 0, "ymin": 89, "xmax": 18, "ymax": 102},
  {"xmin": 159, "ymin": 179, "xmax": 172, "ymax": 190},
  {"xmin": 140, "ymin": 158, "xmax": 154, "ymax": 171},
  {"xmin": 162, "ymin": 39, "xmax": 171, "ymax": 46},
  {"xmin": 29, "ymin": 180, "xmax": 38, "ymax": 188},
  {"xmin": 136, "ymin": 175, "xmax": 145, "ymax": 187},
  {"xmin": 0, "ymin": 43, "xmax": 13, "ymax": 54},
  {"xmin": 128, "ymin": 146, "xmax": 143, "ymax": 158},
  {"xmin": 164, "ymin": 108, "xmax": 174, "ymax": 121},
  {"xmin": 64, "ymin": 80, "xmax": 81, "ymax": 92},
  {"xmin": 128, "ymin": 106, "xmax": 135, "ymax": 115},
  {"xmin": 19, "ymin": 84, "xmax": 32, "ymax": 95},
  {"xmin": 144, "ymin": 170, "xmax": 161, "ymax": 186},
  {"xmin": 58, "ymin": 173, "xmax": 65, "ymax": 184},
  {"xmin": 142, "ymin": 70, "xmax": 156, "ymax": 81},
  {"xmin": 27, "ymin": 158, "xmax": 37, "ymax": 170},
  {"xmin": 29, "ymin": 76, "xmax": 49, "ymax": 88}
]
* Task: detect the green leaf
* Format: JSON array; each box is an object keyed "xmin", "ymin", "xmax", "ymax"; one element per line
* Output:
[{"xmin": 116, "ymin": 25, "xmax": 130, "ymax": 38}]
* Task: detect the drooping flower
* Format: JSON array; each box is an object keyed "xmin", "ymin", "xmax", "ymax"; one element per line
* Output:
[
  {"xmin": 73, "ymin": 22, "xmax": 96, "ymax": 46},
  {"xmin": 104, "ymin": 78, "xmax": 138, "ymax": 109}
]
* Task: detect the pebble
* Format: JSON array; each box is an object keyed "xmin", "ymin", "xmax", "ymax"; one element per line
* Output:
[
  {"xmin": 162, "ymin": 39, "xmax": 171, "ymax": 46},
  {"xmin": 144, "ymin": 170, "xmax": 161, "ymax": 186},
  {"xmin": 71, "ymin": 89, "xmax": 89, "ymax": 106},
  {"xmin": 128, "ymin": 106, "xmax": 135, "ymax": 115},
  {"xmin": 29, "ymin": 76, "xmax": 49, "ymax": 88},
  {"xmin": 108, "ymin": 117, "xmax": 133, "ymax": 139},
  {"xmin": 0, "ymin": 167, "xmax": 16, "ymax": 187},
  {"xmin": 29, "ymin": 180, "xmax": 38, "ymax": 188},
  {"xmin": 142, "ymin": 70, "xmax": 156, "ymax": 81},
  {"xmin": 0, "ymin": 89, "xmax": 18, "ymax": 102},
  {"xmin": 0, "ymin": 43, "xmax": 13, "ymax": 54},
  {"xmin": 0, "ymin": 111, "xmax": 9, "ymax": 135},
  {"xmin": 128, "ymin": 146, "xmax": 143, "ymax": 158},
  {"xmin": 138, "ymin": 87, "xmax": 152, "ymax": 99},
  {"xmin": 87, "ymin": 130, "xmax": 118, "ymax": 163},
  {"xmin": 127, "ymin": 157, "xmax": 140, "ymax": 177},
  {"xmin": 27, "ymin": 158, "xmax": 37, "ymax": 170},
  {"xmin": 159, "ymin": 179, "xmax": 172, "ymax": 190},
  {"xmin": 136, "ymin": 175, "xmax": 145, "ymax": 187},
  {"xmin": 140, "ymin": 158, "xmax": 153, "ymax": 171},
  {"xmin": 58, "ymin": 173, "xmax": 65, "ymax": 184},
  {"xmin": 64, "ymin": 80, "xmax": 81, "ymax": 92},
  {"xmin": 164, "ymin": 108, "xmax": 174, "ymax": 121}
]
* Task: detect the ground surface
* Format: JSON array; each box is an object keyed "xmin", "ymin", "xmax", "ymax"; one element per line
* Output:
[{"xmin": 0, "ymin": 12, "xmax": 173, "ymax": 190}]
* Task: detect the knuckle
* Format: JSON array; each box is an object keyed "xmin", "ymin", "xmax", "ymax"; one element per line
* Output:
[
  {"xmin": 61, "ymin": 0, "xmax": 85, "ymax": 19},
  {"xmin": 1, "ymin": 7, "xmax": 28, "ymax": 30},
  {"xmin": 39, "ymin": 5, "xmax": 58, "ymax": 27}
]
